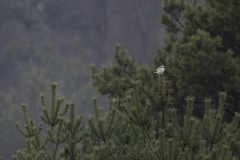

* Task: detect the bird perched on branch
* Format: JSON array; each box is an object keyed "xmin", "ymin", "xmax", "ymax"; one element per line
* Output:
[{"xmin": 155, "ymin": 65, "xmax": 165, "ymax": 75}]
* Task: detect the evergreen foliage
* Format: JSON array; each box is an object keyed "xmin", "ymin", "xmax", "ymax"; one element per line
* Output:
[
  {"xmin": 166, "ymin": 29, "xmax": 238, "ymax": 100},
  {"xmin": 13, "ymin": 80, "xmax": 240, "ymax": 159},
  {"xmin": 14, "ymin": 83, "xmax": 84, "ymax": 160},
  {"xmin": 7, "ymin": 0, "xmax": 240, "ymax": 159},
  {"xmin": 157, "ymin": 0, "xmax": 240, "ymax": 118},
  {"xmin": 0, "ymin": 1, "xmax": 163, "ymax": 157},
  {"xmin": 91, "ymin": 45, "xmax": 173, "ymax": 114}
]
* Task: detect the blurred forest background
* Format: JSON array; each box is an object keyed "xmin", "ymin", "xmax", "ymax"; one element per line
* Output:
[{"xmin": 0, "ymin": 0, "xmax": 166, "ymax": 158}]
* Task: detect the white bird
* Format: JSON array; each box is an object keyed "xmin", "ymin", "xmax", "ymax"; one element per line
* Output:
[{"xmin": 155, "ymin": 65, "xmax": 165, "ymax": 75}]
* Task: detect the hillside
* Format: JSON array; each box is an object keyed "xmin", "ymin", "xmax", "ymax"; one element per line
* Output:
[{"xmin": 0, "ymin": 0, "xmax": 165, "ymax": 158}]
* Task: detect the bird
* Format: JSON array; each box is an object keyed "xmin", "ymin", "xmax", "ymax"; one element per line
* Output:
[{"xmin": 154, "ymin": 65, "xmax": 165, "ymax": 75}]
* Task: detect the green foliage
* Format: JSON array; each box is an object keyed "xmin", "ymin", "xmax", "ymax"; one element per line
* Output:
[
  {"xmin": 92, "ymin": 45, "xmax": 138, "ymax": 98},
  {"xmin": 0, "ymin": 1, "xmax": 163, "ymax": 157},
  {"xmin": 157, "ymin": 0, "xmax": 240, "ymax": 118},
  {"xmin": 14, "ymin": 83, "xmax": 84, "ymax": 160},
  {"xmin": 92, "ymin": 45, "xmax": 174, "ymax": 115},
  {"xmin": 14, "ymin": 82, "xmax": 240, "ymax": 159},
  {"xmin": 5, "ymin": 0, "xmax": 240, "ymax": 159},
  {"xmin": 166, "ymin": 29, "xmax": 238, "ymax": 100}
]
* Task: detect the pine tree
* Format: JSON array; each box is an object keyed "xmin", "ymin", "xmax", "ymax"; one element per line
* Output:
[
  {"xmin": 13, "ymin": 81, "xmax": 240, "ymax": 159},
  {"xmin": 91, "ymin": 45, "xmax": 174, "ymax": 116},
  {"xmin": 13, "ymin": 83, "xmax": 84, "ymax": 160},
  {"xmin": 12, "ymin": 0, "xmax": 240, "ymax": 159},
  {"xmin": 157, "ymin": 0, "xmax": 240, "ymax": 118}
]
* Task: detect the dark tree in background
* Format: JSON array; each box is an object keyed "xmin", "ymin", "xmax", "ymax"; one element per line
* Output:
[{"xmin": 157, "ymin": 0, "xmax": 240, "ymax": 119}]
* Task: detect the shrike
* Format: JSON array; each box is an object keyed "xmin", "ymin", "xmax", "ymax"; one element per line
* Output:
[{"xmin": 155, "ymin": 65, "xmax": 165, "ymax": 75}]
